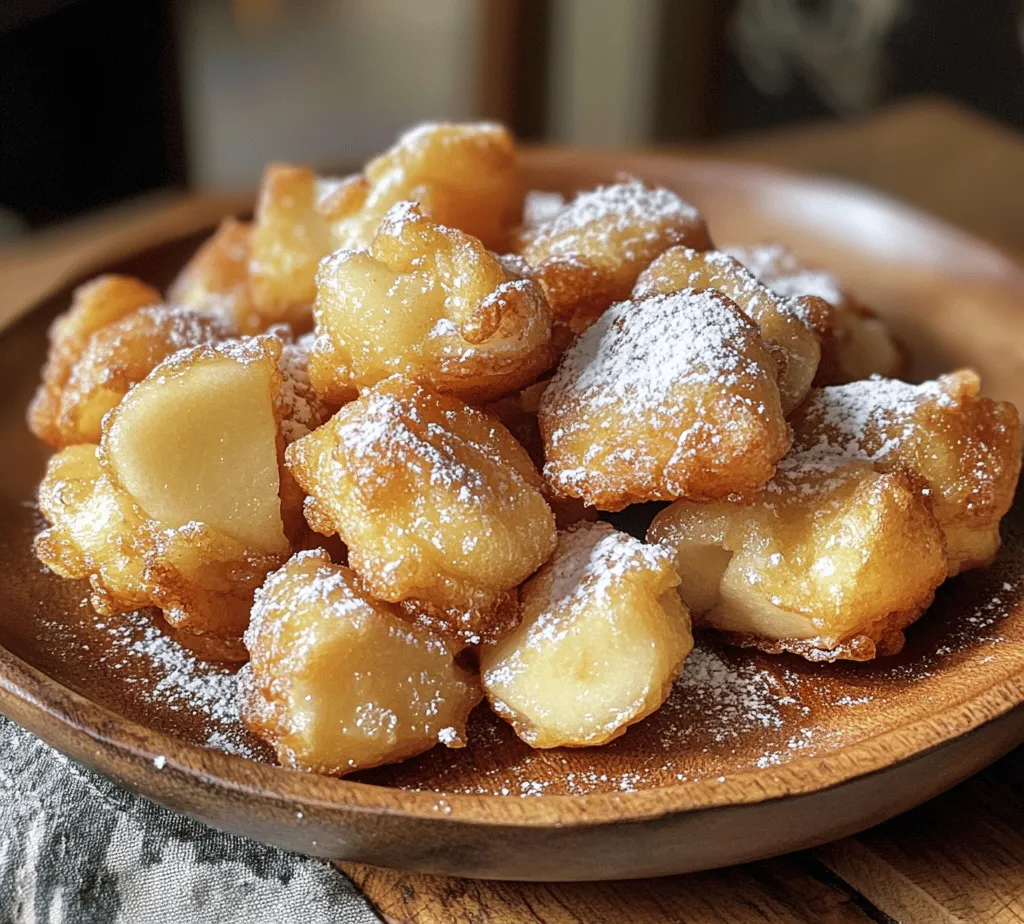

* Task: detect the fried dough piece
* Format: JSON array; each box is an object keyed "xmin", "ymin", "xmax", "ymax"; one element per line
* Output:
[
  {"xmin": 634, "ymin": 247, "xmax": 825, "ymax": 413},
  {"xmin": 480, "ymin": 522, "xmax": 692, "ymax": 747},
  {"xmin": 539, "ymin": 290, "xmax": 791, "ymax": 511},
  {"xmin": 726, "ymin": 243, "xmax": 906, "ymax": 384},
  {"xmin": 515, "ymin": 180, "xmax": 711, "ymax": 343},
  {"xmin": 35, "ymin": 337, "xmax": 291, "ymax": 651},
  {"xmin": 648, "ymin": 370, "xmax": 1020, "ymax": 661},
  {"xmin": 248, "ymin": 164, "xmax": 338, "ymax": 333},
  {"xmin": 322, "ymin": 121, "xmax": 518, "ymax": 253},
  {"xmin": 309, "ymin": 201, "xmax": 554, "ymax": 405},
  {"xmin": 28, "ymin": 275, "xmax": 161, "ymax": 446},
  {"xmin": 789, "ymin": 371, "xmax": 1021, "ymax": 575},
  {"xmin": 44, "ymin": 305, "xmax": 237, "ymax": 447},
  {"xmin": 240, "ymin": 549, "xmax": 481, "ymax": 775},
  {"xmin": 168, "ymin": 217, "xmax": 258, "ymax": 331},
  {"xmin": 286, "ymin": 375, "xmax": 557, "ymax": 645},
  {"xmin": 649, "ymin": 464, "xmax": 947, "ymax": 662}
]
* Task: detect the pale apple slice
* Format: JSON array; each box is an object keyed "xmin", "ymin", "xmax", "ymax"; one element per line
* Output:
[{"xmin": 103, "ymin": 338, "xmax": 288, "ymax": 555}]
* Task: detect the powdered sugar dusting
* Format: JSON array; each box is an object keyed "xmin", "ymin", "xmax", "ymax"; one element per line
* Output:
[
  {"xmin": 544, "ymin": 521, "xmax": 669, "ymax": 616},
  {"xmin": 546, "ymin": 291, "xmax": 756, "ymax": 417},
  {"xmin": 277, "ymin": 334, "xmax": 328, "ymax": 443},
  {"xmin": 784, "ymin": 375, "xmax": 952, "ymax": 473},
  {"xmin": 727, "ymin": 242, "xmax": 844, "ymax": 307},
  {"xmin": 522, "ymin": 190, "xmax": 566, "ymax": 227},
  {"xmin": 89, "ymin": 611, "xmax": 253, "ymax": 758},
  {"xmin": 523, "ymin": 180, "xmax": 700, "ymax": 256}
]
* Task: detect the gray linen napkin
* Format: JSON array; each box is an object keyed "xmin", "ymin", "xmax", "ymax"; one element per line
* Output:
[{"xmin": 0, "ymin": 715, "xmax": 381, "ymax": 924}]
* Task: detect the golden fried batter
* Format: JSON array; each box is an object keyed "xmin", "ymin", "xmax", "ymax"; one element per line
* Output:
[
  {"xmin": 515, "ymin": 180, "xmax": 711, "ymax": 343},
  {"xmin": 248, "ymin": 164, "xmax": 338, "ymax": 333},
  {"xmin": 649, "ymin": 370, "xmax": 1020, "ymax": 661},
  {"xmin": 539, "ymin": 290, "xmax": 791, "ymax": 511},
  {"xmin": 240, "ymin": 549, "xmax": 482, "ymax": 775},
  {"xmin": 286, "ymin": 375, "xmax": 557, "ymax": 645},
  {"xmin": 634, "ymin": 246, "xmax": 825, "ymax": 413},
  {"xmin": 35, "ymin": 337, "xmax": 292, "ymax": 650},
  {"xmin": 481, "ymin": 522, "xmax": 692, "ymax": 747},
  {"xmin": 44, "ymin": 305, "xmax": 237, "ymax": 447},
  {"xmin": 322, "ymin": 121, "xmax": 519, "ymax": 253},
  {"xmin": 789, "ymin": 370, "xmax": 1021, "ymax": 574},
  {"xmin": 649, "ymin": 464, "xmax": 947, "ymax": 661},
  {"xmin": 168, "ymin": 217, "xmax": 257, "ymax": 331},
  {"xmin": 309, "ymin": 201, "xmax": 554, "ymax": 405},
  {"xmin": 28, "ymin": 275, "xmax": 161, "ymax": 446},
  {"xmin": 726, "ymin": 243, "xmax": 906, "ymax": 385}
]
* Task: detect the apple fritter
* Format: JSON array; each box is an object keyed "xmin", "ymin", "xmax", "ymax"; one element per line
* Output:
[
  {"xmin": 480, "ymin": 522, "xmax": 693, "ymax": 747},
  {"xmin": 34, "ymin": 337, "xmax": 292, "ymax": 651},
  {"xmin": 248, "ymin": 164, "xmax": 338, "ymax": 333},
  {"xmin": 789, "ymin": 370, "xmax": 1021, "ymax": 575},
  {"xmin": 514, "ymin": 180, "xmax": 711, "ymax": 344},
  {"xmin": 323, "ymin": 121, "xmax": 518, "ymax": 253},
  {"xmin": 28, "ymin": 275, "xmax": 162, "ymax": 446},
  {"xmin": 43, "ymin": 305, "xmax": 237, "ymax": 447},
  {"xmin": 168, "ymin": 217, "xmax": 257, "ymax": 331},
  {"xmin": 309, "ymin": 201, "xmax": 554, "ymax": 405},
  {"xmin": 726, "ymin": 242, "xmax": 906, "ymax": 385},
  {"xmin": 286, "ymin": 375, "xmax": 557, "ymax": 645},
  {"xmin": 649, "ymin": 370, "xmax": 1020, "ymax": 661},
  {"xmin": 649, "ymin": 463, "xmax": 947, "ymax": 662},
  {"xmin": 634, "ymin": 246, "xmax": 825, "ymax": 413},
  {"xmin": 240, "ymin": 549, "xmax": 482, "ymax": 775},
  {"xmin": 539, "ymin": 290, "xmax": 791, "ymax": 511}
]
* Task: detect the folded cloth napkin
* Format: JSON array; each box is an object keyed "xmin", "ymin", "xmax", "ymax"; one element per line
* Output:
[{"xmin": 0, "ymin": 715, "xmax": 380, "ymax": 924}]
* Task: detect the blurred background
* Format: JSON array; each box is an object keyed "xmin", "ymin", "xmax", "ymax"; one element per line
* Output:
[{"xmin": 1, "ymin": 0, "xmax": 1023, "ymax": 241}]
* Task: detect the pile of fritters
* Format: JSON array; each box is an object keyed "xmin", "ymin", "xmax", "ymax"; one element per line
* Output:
[{"xmin": 30, "ymin": 122, "xmax": 1021, "ymax": 775}]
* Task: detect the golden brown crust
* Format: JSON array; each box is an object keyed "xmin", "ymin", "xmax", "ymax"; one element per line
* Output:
[
  {"xmin": 28, "ymin": 275, "xmax": 162, "ymax": 447},
  {"xmin": 286, "ymin": 375, "xmax": 557, "ymax": 641},
  {"xmin": 49, "ymin": 305, "xmax": 237, "ymax": 447},
  {"xmin": 241, "ymin": 549, "xmax": 482, "ymax": 775},
  {"xmin": 711, "ymin": 599, "xmax": 930, "ymax": 663},
  {"xmin": 168, "ymin": 217, "xmax": 257, "ymax": 332},
  {"xmin": 634, "ymin": 246, "xmax": 821, "ymax": 413},
  {"xmin": 514, "ymin": 180, "xmax": 711, "ymax": 343},
  {"xmin": 34, "ymin": 337, "xmax": 297, "ymax": 648},
  {"xmin": 323, "ymin": 122, "xmax": 519, "ymax": 253},
  {"xmin": 539, "ymin": 290, "xmax": 791, "ymax": 511},
  {"xmin": 309, "ymin": 201, "xmax": 555, "ymax": 404},
  {"xmin": 724, "ymin": 242, "xmax": 907, "ymax": 386}
]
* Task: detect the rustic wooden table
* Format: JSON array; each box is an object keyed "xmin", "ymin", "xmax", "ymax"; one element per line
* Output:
[{"xmin": 1, "ymin": 98, "xmax": 1021, "ymax": 923}]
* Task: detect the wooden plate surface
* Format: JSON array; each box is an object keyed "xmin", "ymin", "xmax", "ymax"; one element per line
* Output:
[{"xmin": 1, "ymin": 151, "xmax": 1023, "ymax": 880}]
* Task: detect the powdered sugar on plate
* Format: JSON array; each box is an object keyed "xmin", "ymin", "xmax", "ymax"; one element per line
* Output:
[{"xmin": 88, "ymin": 610, "xmax": 254, "ymax": 758}]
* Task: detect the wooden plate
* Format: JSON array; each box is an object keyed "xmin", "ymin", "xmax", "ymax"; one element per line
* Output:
[{"xmin": 1, "ymin": 151, "xmax": 1023, "ymax": 882}]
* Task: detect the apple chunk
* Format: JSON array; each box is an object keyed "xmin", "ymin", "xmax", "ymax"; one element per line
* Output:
[
  {"xmin": 480, "ymin": 522, "xmax": 693, "ymax": 748},
  {"xmin": 104, "ymin": 338, "xmax": 288, "ymax": 556}
]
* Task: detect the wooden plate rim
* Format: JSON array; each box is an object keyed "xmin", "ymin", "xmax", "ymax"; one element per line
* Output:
[{"xmin": 2, "ymin": 151, "xmax": 1024, "ymax": 830}]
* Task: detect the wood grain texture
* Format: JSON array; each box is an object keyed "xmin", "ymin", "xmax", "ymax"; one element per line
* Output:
[
  {"xmin": 815, "ymin": 747, "xmax": 1024, "ymax": 924},
  {"xmin": 341, "ymin": 856, "xmax": 883, "ymax": 923}
]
